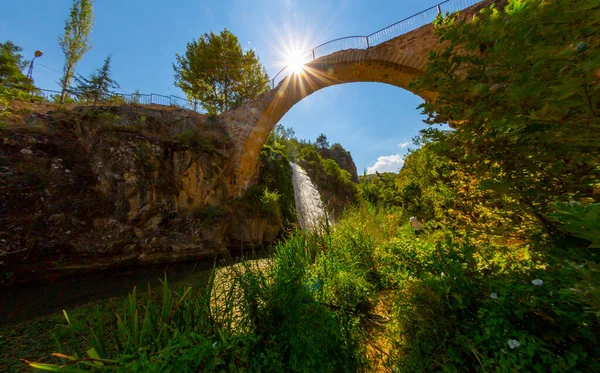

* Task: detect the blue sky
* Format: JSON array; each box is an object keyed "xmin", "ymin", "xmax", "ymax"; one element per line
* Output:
[{"xmin": 0, "ymin": 0, "xmax": 446, "ymax": 173}]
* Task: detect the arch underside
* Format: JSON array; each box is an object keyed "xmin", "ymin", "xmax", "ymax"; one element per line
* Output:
[
  {"xmin": 231, "ymin": 57, "xmax": 435, "ymax": 193},
  {"xmin": 223, "ymin": 0, "xmax": 498, "ymax": 195}
]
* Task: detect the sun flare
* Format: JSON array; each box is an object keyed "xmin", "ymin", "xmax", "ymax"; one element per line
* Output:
[{"xmin": 285, "ymin": 51, "xmax": 307, "ymax": 74}]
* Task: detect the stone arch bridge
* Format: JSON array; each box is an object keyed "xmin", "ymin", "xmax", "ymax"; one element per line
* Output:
[{"xmin": 220, "ymin": 0, "xmax": 497, "ymax": 196}]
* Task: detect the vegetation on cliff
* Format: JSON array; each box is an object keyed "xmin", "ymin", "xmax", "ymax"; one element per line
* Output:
[
  {"xmin": 266, "ymin": 125, "xmax": 360, "ymax": 219},
  {"xmin": 0, "ymin": 104, "xmax": 236, "ymax": 285},
  {"xmin": 232, "ymin": 124, "xmax": 360, "ymax": 230}
]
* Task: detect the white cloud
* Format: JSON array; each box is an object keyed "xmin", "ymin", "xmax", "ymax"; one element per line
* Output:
[
  {"xmin": 398, "ymin": 141, "xmax": 411, "ymax": 148},
  {"xmin": 367, "ymin": 154, "xmax": 405, "ymax": 174}
]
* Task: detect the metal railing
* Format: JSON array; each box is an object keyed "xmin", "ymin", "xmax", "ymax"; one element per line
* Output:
[
  {"xmin": 15, "ymin": 0, "xmax": 482, "ymax": 112},
  {"xmin": 270, "ymin": 0, "xmax": 482, "ymax": 88},
  {"xmin": 33, "ymin": 88, "xmax": 202, "ymax": 113}
]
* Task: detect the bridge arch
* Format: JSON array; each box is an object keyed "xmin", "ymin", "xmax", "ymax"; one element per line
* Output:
[{"xmin": 219, "ymin": 0, "xmax": 495, "ymax": 195}]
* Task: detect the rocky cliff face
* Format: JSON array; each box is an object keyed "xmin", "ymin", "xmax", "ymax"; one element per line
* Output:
[
  {"xmin": 0, "ymin": 104, "xmax": 282, "ymax": 284},
  {"xmin": 318, "ymin": 146, "xmax": 359, "ymax": 183}
]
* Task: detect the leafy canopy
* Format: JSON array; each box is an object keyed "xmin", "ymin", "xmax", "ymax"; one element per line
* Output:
[
  {"xmin": 58, "ymin": 0, "xmax": 94, "ymax": 103},
  {"xmin": 412, "ymin": 0, "xmax": 600, "ymax": 234},
  {"xmin": 0, "ymin": 41, "xmax": 31, "ymax": 90},
  {"xmin": 315, "ymin": 133, "xmax": 329, "ymax": 150},
  {"xmin": 173, "ymin": 29, "xmax": 270, "ymax": 115},
  {"xmin": 70, "ymin": 55, "xmax": 119, "ymax": 103}
]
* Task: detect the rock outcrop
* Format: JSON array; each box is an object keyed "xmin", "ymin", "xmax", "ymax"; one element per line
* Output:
[
  {"xmin": 318, "ymin": 145, "xmax": 359, "ymax": 183},
  {"xmin": 0, "ymin": 104, "xmax": 282, "ymax": 284}
]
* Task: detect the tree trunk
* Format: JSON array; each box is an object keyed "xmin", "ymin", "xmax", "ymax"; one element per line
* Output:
[{"xmin": 60, "ymin": 64, "xmax": 73, "ymax": 104}]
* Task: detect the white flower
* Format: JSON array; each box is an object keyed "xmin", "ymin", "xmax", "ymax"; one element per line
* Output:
[
  {"xmin": 490, "ymin": 293, "xmax": 498, "ymax": 299},
  {"xmin": 531, "ymin": 279, "xmax": 544, "ymax": 286},
  {"xmin": 212, "ymin": 341, "xmax": 217, "ymax": 348},
  {"xmin": 507, "ymin": 339, "xmax": 521, "ymax": 349}
]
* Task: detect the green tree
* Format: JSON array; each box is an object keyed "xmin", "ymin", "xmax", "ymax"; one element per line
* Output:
[
  {"xmin": 315, "ymin": 133, "xmax": 329, "ymax": 150},
  {"xmin": 360, "ymin": 172, "xmax": 399, "ymax": 207},
  {"xmin": 58, "ymin": 0, "xmax": 94, "ymax": 103},
  {"xmin": 71, "ymin": 55, "xmax": 119, "ymax": 104},
  {"xmin": 173, "ymin": 29, "xmax": 270, "ymax": 115},
  {"xmin": 0, "ymin": 41, "xmax": 30, "ymax": 89},
  {"xmin": 273, "ymin": 124, "xmax": 295, "ymax": 142},
  {"xmin": 412, "ymin": 0, "xmax": 600, "ymax": 235}
]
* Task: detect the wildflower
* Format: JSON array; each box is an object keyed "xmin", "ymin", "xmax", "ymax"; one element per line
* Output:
[
  {"xmin": 212, "ymin": 341, "xmax": 217, "ymax": 348},
  {"xmin": 490, "ymin": 293, "xmax": 498, "ymax": 299},
  {"xmin": 531, "ymin": 279, "xmax": 543, "ymax": 286},
  {"xmin": 507, "ymin": 339, "xmax": 521, "ymax": 349}
]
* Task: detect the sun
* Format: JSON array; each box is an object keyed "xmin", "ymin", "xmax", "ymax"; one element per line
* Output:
[
  {"xmin": 271, "ymin": 30, "xmax": 316, "ymax": 85},
  {"xmin": 285, "ymin": 51, "xmax": 307, "ymax": 74}
]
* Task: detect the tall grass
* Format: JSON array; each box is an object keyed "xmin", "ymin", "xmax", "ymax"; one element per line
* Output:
[
  {"xmin": 26, "ymin": 202, "xmax": 600, "ymax": 372},
  {"xmin": 27, "ymin": 234, "xmax": 364, "ymax": 372}
]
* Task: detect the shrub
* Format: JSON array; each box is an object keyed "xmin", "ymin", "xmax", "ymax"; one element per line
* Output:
[
  {"xmin": 260, "ymin": 187, "xmax": 281, "ymax": 219},
  {"xmin": 27, "ymin": 236, "xmax": 365, "ymax": 372},
  {"xmin": 189, "ymin": 204, "xmax": 226, "ymax": 225},
  {"xmin": 172, "ymin": 128, "xmax": 216, "ymax": 153},
  {"xmin": 384, "ymin": 236, "xmax": 600, "ymax": 372},
  {"xmin": 258, "ymin": 145, "xmax": 295, "ymax": 224}
]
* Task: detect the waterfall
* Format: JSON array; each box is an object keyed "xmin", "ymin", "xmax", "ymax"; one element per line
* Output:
[{"xmin": 290, "ymin": 162, "xmax": 327, "ymax": 232}]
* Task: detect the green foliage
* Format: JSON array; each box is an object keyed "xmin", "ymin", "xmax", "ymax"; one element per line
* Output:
[
  {"xmin": 297, "ymin": 144, "xmax": 359, "ymax": 217},
  {"xmin": 171, "ymin": 128, "xmax": 217, "ymax": 154},
  {"xmin": 315, "ymin": 133, "xmax": 329, "ymax": 150},
  {"xmin": 50, "ymin": 92, "xmax": 77, "ymax": 104},
  {"xmin": 257, "ymin": 144, "xmax": 295, "ymax": 224},
  {"xmin": 28, "ymin": 276, "xmax": 229, "ymax": 372},
  {"xmin": 384, "ymin": 237, "xmax": 600, "ymax": 372},
  {"xmin": 88, "ymin": 110, "xmax": 120, "ymax": 122},
  {"xmin": 173, "ymin": 29, "xmax": 270, "ymax": 115},
  {"xmin": 312, "ymin": 209, "xmax": 381, "ymax": 313},
  {"xmin": 0, "ymin": 41, "xmax": 38, "ymax": 106},
  {"xmin": 59, "ymin": 0, "xmax": 94, "ymax": 103},
  {"xmin": 412, "ymin": 0, "xmax": 600, "ymax": 236},
  {"xmin": 235, "ymin": 236, "xmax": 364, "ymax": 372},
  {"xmin": 330, "ymin": 143, "xmax": 345, "ymax": 153},
  {"xmin": 550, "ymin": 202, "xmax": 600, "ymax": 248},
  {"xmin": 259, "ymin": 187, "xmax": 281, "ymax": 219},
  {"xmin": 27, "ymin": 238, "xmax": 364, "ymax": 372},
  {"xmin": 189, "ymin": 204, "xmax": 226, "ymax": 225},
  {"xmin": 71, "ymin": 55, "xmax": 119, "ymax": 104},
  {"xmin": 360, "ymin": 171, "xmax": 402, "ymax": 208},
  {"xmin": 0, "ymin": 41, "xmax": 32, "ymax": 90},
  {"xmin": 264, "ymin": 124, "xmax": 360, "ymax": 219},
  {"xmin": 0, "ymin": 85, "xmax": 35, "ymax": 102},
  {"xmin": 21, "ymin": 199, "xmax": 600, "ymax": 373}
]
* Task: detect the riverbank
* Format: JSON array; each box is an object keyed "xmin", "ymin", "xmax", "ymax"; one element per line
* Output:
[{"xmin": 0, "ymin": 252, "xmax": 267, "ymax": 372}]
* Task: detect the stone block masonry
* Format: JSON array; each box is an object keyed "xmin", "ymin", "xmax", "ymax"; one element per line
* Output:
[{"xmin": 219, "ymin": 0, "xmax": 499, "ymax": 196}]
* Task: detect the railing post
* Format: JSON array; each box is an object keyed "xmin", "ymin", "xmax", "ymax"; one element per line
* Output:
[
  {"xmin": 272, "ymin": 79, "xmax": 275, "ymax": 89},
  {"xmin": 312, "ymin": 49, "xmax": 315, "ymax": 60},
  {"xmin": 437, "ymin": 4, "xmax": 441, "ymax": 14},
  {"xmin": 366, "ymin": 36, "xmax": 370, "ymax": 48}
]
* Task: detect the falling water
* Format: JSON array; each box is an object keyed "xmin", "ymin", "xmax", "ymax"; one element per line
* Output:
[{"xmin": 290, "ymin": 162, "xmax": 327, "ymax": 232}]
